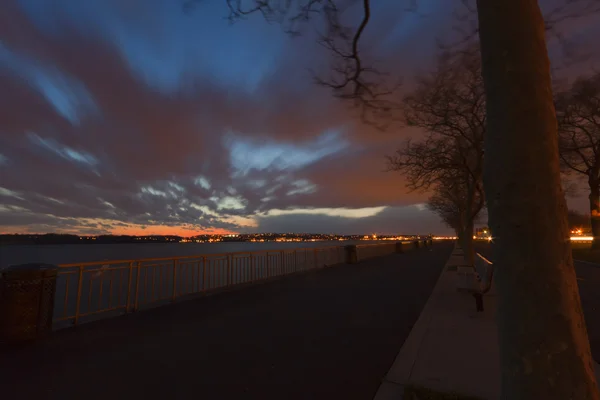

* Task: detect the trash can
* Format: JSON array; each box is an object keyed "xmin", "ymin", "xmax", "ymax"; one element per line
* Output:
[
  {"xmin": 0, "ymin": 263, "xmax": 58, "ymax": 345},
  {"xmin": 395, "ymin": 242, "xmax": 404, "ymax": 254},
  {"xmin": 344, "ymin": 245, "xmax": 358, "ymax": 264}
]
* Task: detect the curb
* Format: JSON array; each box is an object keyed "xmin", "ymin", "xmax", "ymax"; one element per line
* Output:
[{"xmin": 372, "ymin": 246, "xmax": 462, "ymax": 400}]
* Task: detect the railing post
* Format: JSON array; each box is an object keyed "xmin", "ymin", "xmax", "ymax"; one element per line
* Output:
[
  {"xmin": 172, "ymin": 259, "xmax": 178, "ymax": 302},
  {"xmin": 313, "ymin": 248, "xmax": 318, "ymax": 269},
  {"xmin": 196, "ymin": 260, "xmax": 201, "ymax": 293},
  {"xmin": 227, "ymin": 255, "xmax": 232, "ymax": 286},
  {"xmin": 125, "ymin": 261, "xmax": 134, "ymax": 312},
  {"xmin": 133, "ymin": 261, "xmax": 141, "ymax": 312},
  {"xmin": 280, "ymin": 250, "xmax": 285, "ymax": 275},
  {"xmin": 74, "ymin": 265, "xmax": 84, "ymax": 326},
  {"xmin": 266, "ymin": 254, "xmax": 271, "ymax": 279},
  {"xmin": 250, "ymin": 254, "xmax": 255, "ymax": 283},
  {"xmin": 294, "ymin": 250, "xmax": 298, "ymax": 273},
  {"xmin": 202, "ymin": 256, "xmax": 207, "ymax": 291},
  {"xmin": 306, "ymin": 248, "xmax": 310, "ymax": 270}
]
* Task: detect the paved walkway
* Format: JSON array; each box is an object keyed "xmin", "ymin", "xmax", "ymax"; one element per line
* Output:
[{"xmin": 1, "ymin": 243, "xmax": 452, "ymax": 400}]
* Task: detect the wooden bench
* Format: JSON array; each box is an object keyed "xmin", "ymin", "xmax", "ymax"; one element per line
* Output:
[{"xmin": 470, "ymin": 253, "xmax": 495, "ymax": 312}]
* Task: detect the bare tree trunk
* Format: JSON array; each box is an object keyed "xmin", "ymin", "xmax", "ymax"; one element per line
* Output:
[
  {"xmin": 590, "ymin": 183, "xmax": 600, "ymax": 250},
  {"xmin": 463, "ymin": 220, "xmax": 475, "ymax": 267},
  {"xmin": 463, "ymin": 180, "xmax": 477, "ymax": 266},
  {"xmin": 456, "ymin": 214, "xmax": 473, "ymax": 266},
  {"xmin": 457, "ymin": 230, "xmax": 466, "ymax": 252},
  {"xmin": 476, "ymin": 1, "xmax": 599, "ymax": 399}
]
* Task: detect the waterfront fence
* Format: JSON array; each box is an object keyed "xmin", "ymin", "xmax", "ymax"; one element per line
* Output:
[{"xmin": 39, "ymin": 240, "xmax": 426, "ymax": 329}]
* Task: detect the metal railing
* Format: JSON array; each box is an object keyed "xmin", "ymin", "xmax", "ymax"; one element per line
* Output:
[
  {"xmin": 50, "ymin": 242, "xmax": 423, "ymax": 329},
  {"xmin": 53, "ymin": 245, "xmax": 349, "ymax": 329}
]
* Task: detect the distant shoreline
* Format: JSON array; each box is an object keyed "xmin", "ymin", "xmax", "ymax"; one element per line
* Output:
[
  {"xmin": 1, "ymin": 233, "xmax": 424, "ymax": 247},
  {"xmin": 0, "ymin": 239, "xmax": 354, "ymax": 246}
]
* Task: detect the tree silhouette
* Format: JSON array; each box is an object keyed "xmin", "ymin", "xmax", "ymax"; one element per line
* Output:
[
  {"xmin": 388, "ymin": 48, "xmax": 485, "ymax": 265},
  {"xmin": 556, "ymin": 72, "xmax": 600, "ymax": 249},
  {"xmin": 427, "ymin": 170, "xmax": 484, "ymax": 242}
]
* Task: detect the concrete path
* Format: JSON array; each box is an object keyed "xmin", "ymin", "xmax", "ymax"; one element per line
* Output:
[{"xmin": 0, "ymin": 243, "xmax": 452, "ymax": 400}]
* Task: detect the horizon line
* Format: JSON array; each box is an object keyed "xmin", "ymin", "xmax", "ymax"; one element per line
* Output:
[{"xmin": 0, "ymin": 232, "xmax": 441, "ymax": 237}]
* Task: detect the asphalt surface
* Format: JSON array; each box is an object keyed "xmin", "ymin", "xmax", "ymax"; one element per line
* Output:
[
  {"xmin": 0, "ymin": 243, "xmax": 452, "ymax": 400},
  {"xmin": 475, "ymin": 242, "xmax": 600, "ymax": 364}
]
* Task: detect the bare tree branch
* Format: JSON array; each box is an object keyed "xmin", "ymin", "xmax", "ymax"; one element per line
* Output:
[
  {"xmin": 544, "ymin": 0, "xmax": 600, "ymax": 33},
  {"xmin": 556, "ymin": 71, "xmax": 600, "ymax": 184},
  {"xmin": 561, "ymin": 175, "xmax": 580, "ymax": 197},
  {"xmin": 388, "ymin": 48, "xmax": 485, "ymax": 186},
  {"xmin": 185, "ymin": 0, "xmax": 402, "ymax": 128},
  {"xmin": 427, "ymin": 170, "xmax": 484, "ymax": 234},
  {"xmin": 440, "ymin": 0, "xmax": 600, "ymax": 71},
  {"xmin": 388, "ymin": 47, "xmax": 485, "ymax": 257}
]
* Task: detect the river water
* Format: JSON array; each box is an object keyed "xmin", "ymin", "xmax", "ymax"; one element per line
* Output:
[{"xmin": 0, "ymin": 240, "xmax": 379, "ymax": 267}]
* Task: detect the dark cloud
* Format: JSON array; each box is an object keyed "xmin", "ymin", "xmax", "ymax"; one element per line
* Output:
[{"xmin": 0, "ymin": 0, "xmax": 596, "ymax": 235}]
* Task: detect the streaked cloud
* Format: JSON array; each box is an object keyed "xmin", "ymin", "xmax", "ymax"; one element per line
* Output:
[
  {"xmin": 225, "ymin": 130, "xmax": 349, "ymax": 177},
  {"xmin": 0, "ymin": 0, "xmax": 595, "ymax": 235},
  {"xmin": 286, "ymin": 179, "xmax": 318, "ymax": 196},
  {"xmin": 27, "ymin": 132, "xmax": 99, "ymax": 166},
  {"xmin": 264, "ymin": 206, "xmax": 387, "ymax": 219},
  {"xmin": 0, "ymin": 42, "xmax": 98, "ymax": 125},
  {"xmin": 0, "ymin": 187, "xmax": 24, "ymax": 200}
]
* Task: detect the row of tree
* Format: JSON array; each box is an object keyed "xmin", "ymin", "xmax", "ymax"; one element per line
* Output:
[
  {"xmin": 388, "ymin": 48, "xmax": 486, "ymax": 263},
  {"xmin": 388, "ymin": 48, "xmax": 600, "ymax": 260}
]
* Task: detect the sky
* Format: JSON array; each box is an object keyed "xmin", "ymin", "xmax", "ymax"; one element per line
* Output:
[{"xmin": 0, "ymin": 0, "xmax": 598, "ymax": 236}]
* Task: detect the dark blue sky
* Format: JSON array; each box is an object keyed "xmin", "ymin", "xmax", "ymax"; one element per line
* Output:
[{"xmin": 0, "ymin": 0, "xmax": 598, "ymax": 235}]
